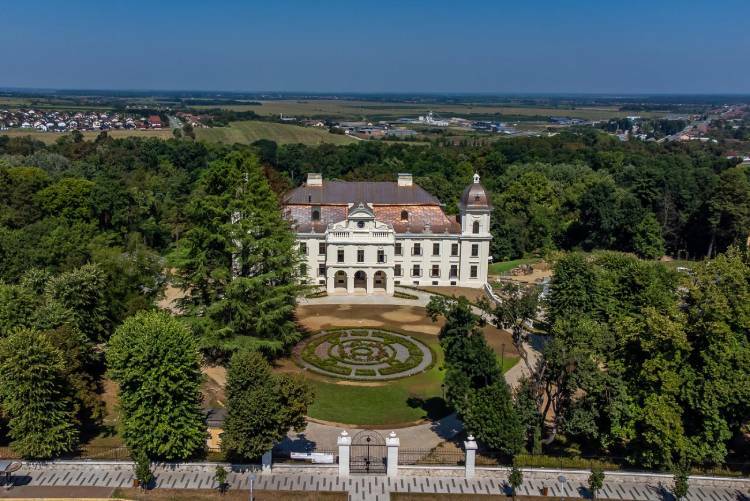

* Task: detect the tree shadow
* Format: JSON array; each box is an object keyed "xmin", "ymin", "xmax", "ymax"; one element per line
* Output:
[
  {"xmin": 406, "ymin": 396, "xmax": 451, "ymax": 421},
  {"xmin": 274, "ymin": 432, "xmax": 319, "ymax": 453},
  {"xmin": 578, "ymin": 485, "xmax": 592, "ymax": 499}
]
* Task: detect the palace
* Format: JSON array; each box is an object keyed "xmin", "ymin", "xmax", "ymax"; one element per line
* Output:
[{"xmin": 282, "ymin": 173, "xmax": 491, "ymax": 295}]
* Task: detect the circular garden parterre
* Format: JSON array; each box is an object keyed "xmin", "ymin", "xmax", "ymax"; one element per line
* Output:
[{"xmin": 296, "ymin": 329, "xmax": 433, "ymax": 380}]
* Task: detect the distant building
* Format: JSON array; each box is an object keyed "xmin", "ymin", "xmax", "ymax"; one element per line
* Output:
[{"xmin": 148, "ymin": 115, "xmax": 162, "ymax": 128}]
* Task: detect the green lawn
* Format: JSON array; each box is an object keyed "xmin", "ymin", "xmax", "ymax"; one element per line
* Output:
[
  {"xmin": 195, "ymin": 120, "xmax": 358, "ymax": 145},
  {"xmin": 306, "ymin": 334, "xmax": 447, "ymax": 426},
  {"xmin": 488, "ymin": 258, "xmax": 540, "ymax": 275},
  {"xmin": 305, "ymin": 333, "xmax": 519, "ymax": 426}
]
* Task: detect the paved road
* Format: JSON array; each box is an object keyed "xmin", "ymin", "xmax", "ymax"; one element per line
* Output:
[
  {"xmin": 2, "ymin": 463, "xmax": 747, "ymax": 501},
  {"xmin": 278, "ymin": 413, "xmax": 464, "ymax": 451}
]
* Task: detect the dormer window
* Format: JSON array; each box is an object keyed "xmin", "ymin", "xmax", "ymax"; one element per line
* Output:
[
  {"xmin": 357, "ymin": 221, "xmax": 365, "ymax": 229},
  {"xmin": 311, "ymin": 207, "xmax": 321, "ymax": 221},
  {"xmin": 400, "ymin": 210, "xmax": 409, "ymax": 221}
]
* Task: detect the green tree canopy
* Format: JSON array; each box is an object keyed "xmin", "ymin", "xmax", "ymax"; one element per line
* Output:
[
  {"xmin": 221, "ymin": 349, "xmax": 312, "ymax": 461},
  {"xmin": 107, "ymin": 311, "xmax": 206, "ymax": 460},
  {"xmin": 0, "ymin": 328, "xmax": 78, "ymax": 458}
]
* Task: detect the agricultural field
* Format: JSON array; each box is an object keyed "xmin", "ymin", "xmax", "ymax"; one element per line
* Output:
[
  {"xmin": 196, "ymin": 99, "xmax": 667, "ymax": 121},
  {"xmin": 195, "ymin": 120, "xmax": 359, "ymax": 145},
  {"xmin": 0, "ymin": 128, "xmax": 174, "ymax": 143}
]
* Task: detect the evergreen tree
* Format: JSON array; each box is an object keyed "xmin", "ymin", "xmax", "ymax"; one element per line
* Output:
[
  {"xmin": 221, "ymin": 349, "xmax": 312, "ymax": 461},
  {"xmin": 0, "ymin": 328, "xmax": 78, "ymax": 458},
  {"xmin": 177, "ymin": 151, "xmax": 303, "ymax": 357},
  {"xmin": 463, "ymin": 380, "xmax": 525, "ymax": 458},
  {"xmin": 107, "ymin": 311, "xmax": 206, "ymax": 460},
  {"xmin": 427, "ymin": 296, "xmax": 501, "ymax": 412}
]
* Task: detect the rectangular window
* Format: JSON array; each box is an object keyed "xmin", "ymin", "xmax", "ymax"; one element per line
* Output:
[
  {"xmin": 450, "ymin": 264, "xmax": 458, "ymax": 278},
  {"xmin": 432, "ymin": 243, "xmax": 440, "ymax": 256},
  {"xmin": 394, "ymin": 264, "xmax": 402, "ymax": 277},
  {"xmin": 300, "ymin": 242, "xmax": 307, "ymax": 255},
  {"xmin": 337, "ymin": 248, "xmax": 344, "ymax": 263},
  {"xmin": 451, "ymin": 243, "xmax": 459, "ymax": 256},
  {"xmin": 471, "ymin": 244, "xmax": 479, "ymax": 257},
  {"xmin": 395, "ymin": 243, "xmax": 402, "ymax": 256},
  {"xmin": 470, "ymin": 265, "xmax": 478, "ymax": 278},
  {"xmin": 431, "ymin": 265, "xmax": 440, "ymax": 278},
  {"xmin": 318, "ymin": 242, "xmax": 326, "ymax": 255},
  {"xmin": 318, "ymin": 264, "xmax": 326, "ymax": 277},
  {"xmin": 377, "ymin": 249, "xmax": 385, "ymax": 263},
  {"xmin": 357, "ymin": 249, "xmax": 365, "ymax": 263},
  {"xmin": 412, "ymin": 243, "xmax": 421, "ymax": 256},
  {"xmin": 412, "ymin": 264, "xmax": 421, "ymax": 277}
]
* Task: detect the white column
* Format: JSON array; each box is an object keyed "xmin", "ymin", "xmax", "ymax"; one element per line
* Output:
[
  {"xmin": 464, "ymin": 435, "xmax": 477, "ymax": 478},
  {"xmin": 366, "ymin": 271, "xmax": 374, "ymax": 293},
  {"xmin": 326, "ymin": 270, "xmax": 334, "ymax": 294},
  {"xmin": 346, "ymin": 271, "xmax": 354, "ymax": 294},
  {"xmin": 261, "ymin": 450, "xmax": 272, "ymax": 473},
  {"xmin": 386, "ymin": 431, "xmax": 400, "ymax": 478},
  {"xmin": 337, "ymin": 431, "xmax": 351, "ymax": 477}
]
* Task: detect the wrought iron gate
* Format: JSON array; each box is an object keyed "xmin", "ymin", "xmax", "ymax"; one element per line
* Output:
[{"xmin": 350, "ymin": 430, "xmax": 386, "ymax": 474}]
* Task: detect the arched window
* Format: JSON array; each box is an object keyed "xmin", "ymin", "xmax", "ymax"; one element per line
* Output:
[
  {"xmin": 400, "ymin": 210, "xmax": 409, "ymax": 221},
  {"xmin": 472, "ymin": 221, "xmax": 480, "ymax": 234},
  {"xmin": 311, "ymin": 208, "xmax": 320, "ymax": 221}
]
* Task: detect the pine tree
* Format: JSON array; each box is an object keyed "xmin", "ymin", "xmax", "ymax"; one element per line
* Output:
[
  {"xmin": 0, "ymin": 328, "xmax": 78, "ymax": 458},
  {"xmin": 177, "ymin": 151, "xmax": 303, "ymax": 356},
  {"xmin": 107, "ymin": 311, "xmax": 206, "ymax": 460},
  {"xmin": 221, "ymin": 349, "xmax": 312, "ymax": 461}
]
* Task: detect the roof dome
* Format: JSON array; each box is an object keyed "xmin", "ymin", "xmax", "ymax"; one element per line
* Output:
[{"xmin": 460, "ymin": 173, "xmax": 491, "ymax": 210}]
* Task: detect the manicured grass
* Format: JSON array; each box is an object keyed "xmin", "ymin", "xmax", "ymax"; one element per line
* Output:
[
  {"xmin": 302, "ymin": 331, "xmax": 518, "ymax": 426},
  {"xmin": 488, "ymin": 258, "xmax": 540, "ymax": 275},
  {"xmin": 195, "ymin": 120, "xmax": 358, "ymax": 145},
  {"xmin": 305, "ymin": 333, "xmax": 448, "ymax": 426}
]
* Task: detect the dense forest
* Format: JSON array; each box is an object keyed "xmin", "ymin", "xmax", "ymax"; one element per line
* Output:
[{"xmin": 0, "ymin": 130, "xmax": 748, "ymax": 465}]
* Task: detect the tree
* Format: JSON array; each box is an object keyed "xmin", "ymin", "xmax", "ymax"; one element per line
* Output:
[
  {"xmin": 177, "ymin": 151, "xmax": 303, "ymax": 357},
  {"xmin": 133, "ymin": 451, "xmax": 154, "ymax": 490},
  {"xmin": 107, "ymin": 311, "xmax": 206, "ymax": 460},
  {"xmin": 490, "ymin": 282, "xmax": 539, "ymax": 374},
  {"xmin": 214, "ymin": 465, "xmax": 228, "ymax": 494},
  {"xmin": 0, "ymin": 329, "xmax": 78, "ymax": 458},
  {"xmin": 45, "ymin": 263, "xmax": 108, "ymax": 341},
  {"xmin": 221, "ymin": 349, "xmax": 312, "ymax": 461},
  {"xmin": 508, "ymin": 465, "xmax": 523, "ymax": 500},
  {"xmin": 588, "ymin": 468, "xmax": 605, "ymax": 500},
  {"xmin": 672, "ymin": 465, "xmax": 689, "ymax": 500},
  {"xmin": 463, "ymin": 380, "xmax": 525, "ymax": 458},
  {"xmin": 427, "ymin": 296, "xmax": 501, "ymax": 412},
  {"xmin": 632, "ymin": 212, "xmax": 665, "ymax": 259}
]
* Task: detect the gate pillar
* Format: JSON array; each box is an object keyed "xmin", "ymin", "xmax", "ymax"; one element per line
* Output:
[
  {"xmin": 337, "ymin": 430, "xmax": 351, "ymax": 477},
  {"xmin": 386, "ymin": 431, "xmax": 400, "ymax": 478},
  {"xmin": 464, "ymin": 434, "xmax": 477, "ymax": 478}
]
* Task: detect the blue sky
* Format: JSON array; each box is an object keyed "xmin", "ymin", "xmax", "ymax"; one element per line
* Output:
[{"xmin": 1, "ymin": 0, "xmax": 748, "ymax": 93}]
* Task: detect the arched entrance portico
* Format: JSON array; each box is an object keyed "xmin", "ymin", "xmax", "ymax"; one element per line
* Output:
[
  {"xmin": 373, "ymin": 270, "xmax": 386, "ymax": 291},
  {"xmin": 334, "ymin": 270, "xmax": 347, "ymax": 290},
  {"xmin": 353, "ymin": 270, "xmax": 367, "ymax": 291}
]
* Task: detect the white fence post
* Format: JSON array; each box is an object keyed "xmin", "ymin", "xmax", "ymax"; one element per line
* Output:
[
  {"xmin": 386, "ymin": 431, "xmax": 400, "ymax": 478},
  {"xmin": 337, "ymin": 431, "xmax": 351, "ymax": 477},
  {"xmin": 464, "ymin": 435, "xmax": 477, "ymax": 479}
]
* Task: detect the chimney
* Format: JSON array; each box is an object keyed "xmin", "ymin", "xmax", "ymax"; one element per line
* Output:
[
  {"xmin": 397, "ymin": 173, "xmax": 413, "ymax": 187},
  {"xmin": 307, "ymin": 173, "xmax": 323, "ymax": 186}
]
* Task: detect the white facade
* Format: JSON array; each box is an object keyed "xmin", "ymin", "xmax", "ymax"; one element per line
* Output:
[{"xmin": 290, "ymin": 174, "xmax": 491, "ymax": 295}]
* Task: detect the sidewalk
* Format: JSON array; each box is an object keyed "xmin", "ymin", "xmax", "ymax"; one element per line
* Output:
[{"xmin": 1, "ymin": 462, "xmax": 747, "ymax": 501}]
